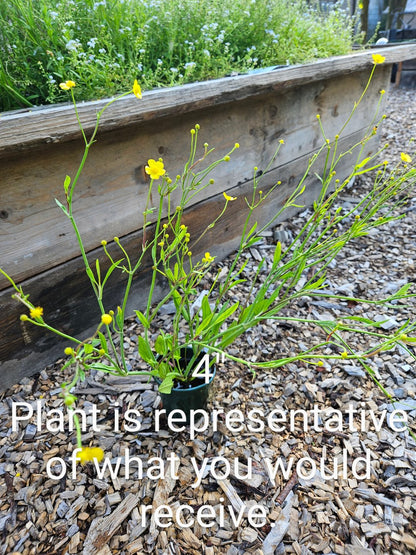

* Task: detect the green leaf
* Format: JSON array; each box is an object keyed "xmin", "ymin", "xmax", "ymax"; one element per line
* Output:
[
  {"xmin": 95, "ymin": 259, "xmax": 101, "ymax": 284},
  {"xmin": 115, "ymin": 308, "xmax": 124, "ymax": 330},
  {"xmin": 172, "ymin": 290, "xmax": 182, "ymax": 311},
  {"xmin": 343, "ymin": 316, "xmax": 381, "ymax": 326},
  {"xmin": 102, "ymin": 258, "xmax": 125, "ymax": 288},
  {"xmin": 245, "ymin": 236, "xmax": 261, "ymax": 248},
  {"xmin": 246, "ymin": 222, "xmax": 257, "ymax": 240},
  {"xmin": 84, "ymin": 344, "xmax": 93, "ymax": 355},
  {"xmin": 392, "ymin": 282, "xmax": 412, "ymax": 298},
  {"xmin": 220, "ymin": 323, "xmax": 244, "ymax": 349},
  {"xmin": 135, "ymin": 310, "xmax": 150, "ymax": 329},
  {"xmin": 85, "ymin": 266, "xmax": 97, "ymax": 285},
  {"xmin": 201, "ymin": 295, "xmax": 212, "ymax": 320},
  {"xmin": 306, "ymin": 274, "xmax": 326, "ymax": 290},
  {"xmin": 64, "ymin": 175, "xmax": 71, "ymax": 194},
  {"xmin": 55, "ymin": 198, "xmax": 68, "ymax": 216},
  {"xmin": 138, "ymin": 336, "xmax": 156, "ymax": 364},
  {"xmin": 158, "ymin": 374, "xmax": 175, "ymax": 394},
  {"xmin": 155, "ymin": 334, "xmax": 165, "ymax": 355},
  {"xmin": 98, "ymin": 331, "xmax": 108, "ymax": 353},
  {"xmin": 273, "ymin": 241, "xmax": 282, "ymax": 266},
  {"xmin": 355, "ymin": 156, "xmax": 371, "ymax": 169},
  {"xmin": 89, "ymin": 363, "xmax": 122, "ymax": 374},
  {"xmin": 196, "ymin": 301, "xmax": 238, "ymax": 336}
]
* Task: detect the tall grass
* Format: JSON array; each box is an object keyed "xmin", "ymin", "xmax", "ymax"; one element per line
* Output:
[{"xmin": 0, "ymin": 0, "xmax": 358, "ymax": 112}]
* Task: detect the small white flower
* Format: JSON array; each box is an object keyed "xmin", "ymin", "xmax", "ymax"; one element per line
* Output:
[{"xmin": 65, "ymin": 39, "xmax": 81, "ymax": 52}]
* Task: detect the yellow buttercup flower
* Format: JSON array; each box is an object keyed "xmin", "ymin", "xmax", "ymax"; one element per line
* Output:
[
  {"xmin": 133, "ymin": 79, "xmax": 142, "ymax": 99},
  {"xmin": 341, "ymin": 351, "xmax": 348, "ymax": 359},
  {"xmin": 30, "ymin": 306, "xmax": 43, "ymax": 319},
  {"xmin": 76, "ymin": 447, "xmax": 104, "ymax": 465},
  {"xmin": 202, "ymin": 252, "xmax": 215, "ymax": 264},
  {"xmin": 145, "ymin": 159, "xmax": 166, "ymax": 180},
  {"xmin": 59, "ymin": 80, "xmax": 76, "ymax": 90},
  {"xmin": 372, "ymin": 54, "xmax": 385, "ymax": 65},
  {"xmin": 401, "ymin": 152, "xmax": 412, "ymax": 163},
  {"xmin": 223, "ymin": 192, "xmax": 237, "ymax": 201},
  {"xmin": 101, "ymin": 313, "xmax": 112, "ymax": 325}
]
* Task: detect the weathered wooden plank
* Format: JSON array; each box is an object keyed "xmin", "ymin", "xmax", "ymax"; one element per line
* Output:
[
  {"xmin": 0, "ymin": 128, "xmax": 378, "ymax": 390},
  {"xmin": 0, "ymin": 67, "xmax": 390, "ymax": 290},
  {"xmin": 1, "ymin": 45, "xmax": 415, "ymax": 153}
]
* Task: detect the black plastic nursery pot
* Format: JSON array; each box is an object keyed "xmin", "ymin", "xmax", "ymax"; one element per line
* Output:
[{"xmin": 154, "ymin": 347, "xmax": 216, "ymax": 421}]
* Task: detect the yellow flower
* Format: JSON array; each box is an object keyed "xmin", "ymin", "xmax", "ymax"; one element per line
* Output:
[
  {"xmin": 64, "ymin": 347, "xmax": 75, "ymax": 356},
  {"xmin": 145, "ymin": 159, "xmax": 166, "ymax": 180},
  {"xmin": 372, "ymin": 54, "xmax": 385, "ymax": 65},
  {"xmin": 30, "ymin": 306, "xmax": 43, "ymax": 319},
  {"xmin": 341, "ymin": 351, "xmax": 348, "ymax": 359},
  {"xmin": 234, "ymin": 142, "xmax": 240, "ymax": 148},
  {"xmin": 76, "ymin": 447, "xmax": 104, "ymax": 465},
  {"xmin": 359, "ymin": 2, "xmax": 363, "ymax": 9},
  {"xmin": 101, "ymin": 314, "xmax": 112, "ymax": 325},
  {"xmin": 317, "ymin": 361, "xmax": 324, "ymax": 367},
  {"xmin": 224, "ymin": 155, "xmax": 230, "ymax": 162},
  {"xmin": 223, "ymin": 192, "xmax": 237, "ymax": 201},
  {"xmin": 279, "ymin": 139, "xmax": 284, "ymax": 144},
  {"xmin": 401, "ymin": 152, "xmax": 412, "ymax": 163},
  {"xmin": 59, "ymin": 80, "xmax": 76, "ymax": 90},
  {"xmin": 202, "ymin": 252, "xmax": 215, "ymax": 264},
  {"xmin": 132, "ymin": 79, "xmax": 142, "ymax": 99}
]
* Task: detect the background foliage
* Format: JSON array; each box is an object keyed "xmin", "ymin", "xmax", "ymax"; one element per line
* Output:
[{"xmin": 0, "ymin": 0, "xmax": 358, "ymax": 112}]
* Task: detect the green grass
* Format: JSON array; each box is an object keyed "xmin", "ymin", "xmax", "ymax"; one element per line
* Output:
[{"xmin": 0, "ymin": 0, "xmax": 359, "ymax": 112}]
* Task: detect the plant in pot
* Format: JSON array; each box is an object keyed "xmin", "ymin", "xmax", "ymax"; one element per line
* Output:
[{"xmin": 3, "ymin": 60, "xmax": 416, "ymax": 457}]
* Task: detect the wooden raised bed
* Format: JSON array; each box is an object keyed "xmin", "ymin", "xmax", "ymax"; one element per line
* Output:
[{"xmin": 1, "ymin": 44, "xmax": 416, "ymax": 390}]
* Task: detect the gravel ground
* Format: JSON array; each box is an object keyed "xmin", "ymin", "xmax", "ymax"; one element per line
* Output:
[{"xmin": 0, "ymin": 84, "xmax": 415, "ymax": 555}]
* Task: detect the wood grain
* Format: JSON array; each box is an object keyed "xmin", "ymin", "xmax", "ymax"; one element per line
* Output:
[{"xmin": 0, "ymin": 66, "xmax": 390, "ymax": 290}]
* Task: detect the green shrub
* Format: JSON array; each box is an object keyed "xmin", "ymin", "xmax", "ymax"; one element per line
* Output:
[{"xmin": 0, "ymin": 0, "xmax": 358, "ymax": 112}]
